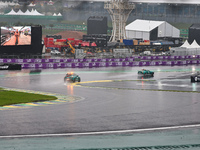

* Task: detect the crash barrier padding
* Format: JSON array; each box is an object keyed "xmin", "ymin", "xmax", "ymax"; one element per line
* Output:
[
  {"xmin": 0, "ymin": 55, "xmax": 199, "ymax": 69},
  {"xmin": 0, "ymin": 55, "xmax": 199, "ymax": 64},
  {"xmin": 19, "ymin": 60, "xmax": 200, "ymax": 69}
]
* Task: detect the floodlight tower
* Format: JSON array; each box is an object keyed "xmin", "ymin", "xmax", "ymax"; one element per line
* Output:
[{"xmin": 104, "ymin": 0, "xmax": 135, "ymax": 42}]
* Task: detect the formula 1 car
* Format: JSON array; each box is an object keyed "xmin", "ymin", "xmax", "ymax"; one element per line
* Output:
[
  {"xmin": 138, "ymin": 69, "xmax": 154, "ymax": 76},
  {"xmin": 191, "ymin": 72, "xmax": 200, "ymax": 82},
  {"xmin": 64, "ymin": 72, "xmax": 81, "ymax": 82},
  {"xmin": 0, "ymin": 63, "xmax": 21, "ymax": 70}
]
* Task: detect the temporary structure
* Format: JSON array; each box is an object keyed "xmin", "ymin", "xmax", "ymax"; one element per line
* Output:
[
  {"xmin": 5, "ymin": 9, "xmax": 44, "ymax": 16},
  {"xmin": 125, "ymin": 19, "xmax": 180, "ymax": 40},
  {"xmin": 170, "ymin": 40, "xmax": 200, "ymax": 56},
  {"xmin": 5, "ymin": 9, "xmax": 17, "ymax": 15},
  {"xmin": 190, "ymin": 40, "xmax": 200, "ymax": 55}
]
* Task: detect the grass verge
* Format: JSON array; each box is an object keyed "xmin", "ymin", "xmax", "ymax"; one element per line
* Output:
[{"xmin": 0, "ymin": 88, "xmax": 57, "ymax": 106}]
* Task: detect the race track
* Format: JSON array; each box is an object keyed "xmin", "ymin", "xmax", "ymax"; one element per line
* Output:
[{"xmin": 0, "ymin": 65, "xmax": 200, "ymax": 136}]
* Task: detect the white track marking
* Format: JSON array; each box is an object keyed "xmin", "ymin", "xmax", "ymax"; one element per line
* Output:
[{"xmin": 0, "ymin": 124, "xmax": 200, "ymax": 138}]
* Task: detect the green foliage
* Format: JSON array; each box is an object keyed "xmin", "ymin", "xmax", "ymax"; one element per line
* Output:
[
  {"xmin": 49, "ymin": 24, "xmax": 54, "ymax": 28},
  {"xmin": 0, "ymin": 22, "xmax": 7, "ymax": 26}
]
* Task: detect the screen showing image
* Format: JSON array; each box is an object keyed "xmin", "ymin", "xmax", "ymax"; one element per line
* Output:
[{"xmin": 1, "ymin": 26, "xmax": 31, "ymax": 46}]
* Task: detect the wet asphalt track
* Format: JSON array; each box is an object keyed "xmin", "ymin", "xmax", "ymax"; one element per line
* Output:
[{"xmin": 0, "ymin": 66, "xmax": 200, "ymax": 136}]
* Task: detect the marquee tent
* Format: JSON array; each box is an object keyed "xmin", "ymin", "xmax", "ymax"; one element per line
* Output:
[
  {"xmin": 57, "ymin": 13, "xmax": 62, "ymax": 16},
  {"xmin": 53, "ymin": 13, "xmax": 62, "ymax": 16},
  {"xmin": 5, "ymin": 9, "xmax": 44, "ymax": 16},
  {"xmin": 190, "ymin": 40, "xmax": 200, "ymax": 55},
  {"xmin": 170, "ymin": 40, "xmax": 200, "ymax": 56},
  {"xmin": 28, "ymin": 3, "xmax": 36, "ymax": 7},
  {"xmin": 5, "ymin": 9, "xmax": 17, "ymax": 15},
  {"xmin": 125, "ymin": 19, "xmax": 180, "ymax": 40}
]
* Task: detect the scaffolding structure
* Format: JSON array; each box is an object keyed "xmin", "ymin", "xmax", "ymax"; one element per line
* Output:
[{"xmin": 104, "ymin": 0, "xmax": 135, "ymax": 42}]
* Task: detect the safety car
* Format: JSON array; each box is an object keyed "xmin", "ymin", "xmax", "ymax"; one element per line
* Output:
[{"xmin": 64, "ymin": 72, "xmax": 81, "ymax": 82}]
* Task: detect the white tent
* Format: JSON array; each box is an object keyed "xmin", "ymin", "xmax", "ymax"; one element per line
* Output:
[
  {"xmin": 32, "ymin": 9, "xmax": 44, "ymax": 16},
  {"xmin": 57, "ymin": 13, "xmax": 62, "ymax": 16},
  {"xmin": 24, "ymin": 10, "xmax": 32, "ymax": 15},
  {"xmin": 5, "ymin": 9, "xmax": 44, "ymax": 16},
  {"xmin": 30, "ymin": 8, "xmax": 34, "ymax": 13},
  {"xmin": 170, "ymin": 40, "xmax": 189, "ymax": 56},
  {"xmin": 191, "ymin": 40, "xmax": 200, "ymax": 48},
  {"xmin": 190, "ymin": 40, "xmax": 200, "ymax": 55},
  {"xmin": 125, "ymin": 19, "xmax": 180, "ymax": 40},
  {"xmin": 16, "ymin": 9, "xmax": 24, "ymax": 15},
  {"xmin": 28, "ymin": 3, "xmax": 36, "ymax": 7},
  {"xmin": 170, "ymin": 40, "xmax": 200, "ymax": 56},
  {"xmin": 180, "ymin": 40, "xmax": 191, "ymax": 48},
  {"xmin": 5, "ymin": 9, "xmax": 17, "ymax": 15},
  {"xmin": 0, "ymin": 1, "xmax": 8, "ymax": 8},
  {"xmin": 7, "ymin": 1, "xmax": 16, "ymax": 6}
]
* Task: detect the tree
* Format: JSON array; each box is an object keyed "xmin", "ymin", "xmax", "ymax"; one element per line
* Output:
[{"xmin": 49, "ymin": 24, "xmax": 54, "ymax": 29}]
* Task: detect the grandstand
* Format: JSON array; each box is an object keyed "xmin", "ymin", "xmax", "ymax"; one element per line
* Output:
[{"xmin": 63, "ymin": 2, "xmax": 200, "ymax": 24}]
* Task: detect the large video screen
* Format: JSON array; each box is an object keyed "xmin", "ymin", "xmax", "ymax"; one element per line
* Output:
[{"xmin": 1, "ymin": 26, "xmax": 31, "ymax": 46}]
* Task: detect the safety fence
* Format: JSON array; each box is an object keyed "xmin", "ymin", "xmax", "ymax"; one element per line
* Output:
[{"xmin": 0, "ymin": 55, "xmax": 200, "ymax": 69}]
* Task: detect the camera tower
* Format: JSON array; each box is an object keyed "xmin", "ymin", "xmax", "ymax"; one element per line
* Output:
[{"xmin": 104, "ymin": 0, "xmax": 135, "ymax": 42}]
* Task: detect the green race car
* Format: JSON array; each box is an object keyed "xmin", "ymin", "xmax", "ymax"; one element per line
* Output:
[
  {"xmin": 64, "ymin": 73, "xmax": 81, "ymax": 82},
  {"xmin": 138, "ymin": 69, "xmax": 154, "ymax": 76}
]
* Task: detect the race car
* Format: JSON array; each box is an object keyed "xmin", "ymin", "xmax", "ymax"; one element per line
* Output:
[
  {"xmin": 138, "ymin": 69, "xmax": 154, "ymax": 76},
  {"xmin": 64, "ymin": 72, "xmax": 81, "ymax": 82},
  {"xmin": 191, "ymin": 72, "xmax": 200, "ymax": 82}
]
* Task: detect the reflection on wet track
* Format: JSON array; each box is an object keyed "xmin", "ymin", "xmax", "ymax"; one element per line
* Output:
[{"xmin": 0, "ymin": 66, "xmax": 200, "ymax": 137}]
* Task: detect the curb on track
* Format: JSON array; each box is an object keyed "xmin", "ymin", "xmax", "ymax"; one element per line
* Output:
[{"xmin": 0, "ymin": 87, "xmax": 84, "ymax": 110}]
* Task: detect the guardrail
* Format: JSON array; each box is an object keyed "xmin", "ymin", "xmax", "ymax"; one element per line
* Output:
[{"xmin": 0, "ymin": 55, "xmax": 199, "ymax": 69}]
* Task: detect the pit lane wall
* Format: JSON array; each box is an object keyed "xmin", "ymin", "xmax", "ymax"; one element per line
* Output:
[{"xmin": 0, "ymin": 55, "xmax": 200, "ymax": 69}]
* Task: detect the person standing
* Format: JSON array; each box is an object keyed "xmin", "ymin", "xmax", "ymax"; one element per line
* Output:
[{"xmin": 14, "ymin": 29, "xmax": 20, "ymax": 45}]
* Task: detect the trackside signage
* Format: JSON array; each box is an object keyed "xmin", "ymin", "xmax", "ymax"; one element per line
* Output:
[{"xmin": 1, "ymin": 55, "xmax": 200, "ymax": 69}]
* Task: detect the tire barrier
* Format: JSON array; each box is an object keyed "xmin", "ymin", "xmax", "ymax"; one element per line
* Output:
[{"xmin": 0, "ymin": 55, "xmax": 199, "ymax": 69}]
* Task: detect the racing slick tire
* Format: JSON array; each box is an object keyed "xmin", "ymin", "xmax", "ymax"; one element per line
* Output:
[{"xmin": 191, "ymin": 76, "xmax": 196, "ymax": 82}]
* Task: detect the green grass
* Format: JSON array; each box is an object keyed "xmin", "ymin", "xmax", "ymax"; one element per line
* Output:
[{"xmin": 0, "ymin": 88, "xmax": 57, "ymax": 106}]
